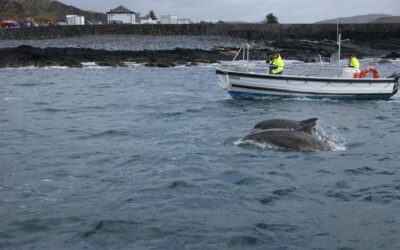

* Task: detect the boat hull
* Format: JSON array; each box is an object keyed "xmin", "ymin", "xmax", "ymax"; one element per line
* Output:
[{"xmin": 216, "ymin": 68, "xmax": 399, "ymax": 99}]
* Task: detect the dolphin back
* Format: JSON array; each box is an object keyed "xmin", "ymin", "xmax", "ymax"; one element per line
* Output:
[
  {"xmin": 244, "ymin": 118, "xmax": 333, "ymax": 151},
  {"xmin": 242, "ymin": 124, "xmax": 332, "ymax": 152},
  {"xmin": 254, "ymin": 118, "xmax": 318, "ymax": 131},
  {"xmin": 299, "ymin": 118, "xmax": 318, "ymax": 126},
  {"xmin": 254, "ymin": 119, "xmax": 299, "ymax": 130},
  {"xmin": 296, "ymin": 122, "xmax": 317, "ymax": 134}
]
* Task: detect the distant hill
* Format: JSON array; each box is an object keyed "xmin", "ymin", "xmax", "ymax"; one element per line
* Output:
[
  {"xmin": 0, "ymin": 0, "xmax": 107, "ymax": 23},
  {"xmin": 315, "ymin": 14, "xmax": 392, "ymax": 24},
  {"xmin": 371, "ymin": 16, "xmax": 400, "ymax": 23}
]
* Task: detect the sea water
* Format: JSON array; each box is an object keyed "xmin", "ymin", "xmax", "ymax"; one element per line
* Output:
[{"xmin": 1, "ymin": 61, "xmax": 400, "ymax": 249}]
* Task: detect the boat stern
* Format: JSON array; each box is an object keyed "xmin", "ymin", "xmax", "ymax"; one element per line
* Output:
[{"xmin": 392, "ymin": 82, "xmax": 400, "ymax": 96}]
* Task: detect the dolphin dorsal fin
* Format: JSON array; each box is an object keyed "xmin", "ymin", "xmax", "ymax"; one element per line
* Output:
[
  {"xmin": 297, "ymin": 122, "xmax": 316, "ymax": 134},
  {"xmin": 300, "ymin": 118, "xmax": 318, "ymax": 126}
]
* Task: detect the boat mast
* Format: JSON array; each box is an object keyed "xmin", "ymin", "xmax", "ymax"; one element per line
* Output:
[
  {"xmin": 336, "ymin": 19, "xmax": 349, "ymax": 76},
  {"xmin": 246, "ymin": 42, "xmax": 250, "ymax": 71},
  {"xmin": 337, "ymin": 19, "xmax": 341, "ymax": 76}
]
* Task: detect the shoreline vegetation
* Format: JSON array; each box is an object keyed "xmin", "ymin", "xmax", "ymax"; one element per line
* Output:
[{"xmin": 0, "ymin": 23, "xmax": 399, "ymax": 68}]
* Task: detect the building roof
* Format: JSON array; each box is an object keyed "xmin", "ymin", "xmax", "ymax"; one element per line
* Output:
[{"xmin": 107, "ymin": 5, "xmax": 135, "ymax": 14}]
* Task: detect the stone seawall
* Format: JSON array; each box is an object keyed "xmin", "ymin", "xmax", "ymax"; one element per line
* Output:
[{"xmin": 1, "ymin": 23, "xmax": 400, "ymax": 41}]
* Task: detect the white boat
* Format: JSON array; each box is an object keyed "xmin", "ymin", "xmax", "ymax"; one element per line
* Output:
[
  {"xmin": 216, "ymin": 67, "xmax": 399, "ymax": 99},
  {"xmin": 216, "ymin": 41, "xmax": 400, "ymax": 100}
]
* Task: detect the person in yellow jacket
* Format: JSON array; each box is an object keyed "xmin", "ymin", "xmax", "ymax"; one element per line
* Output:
[
  {"xmin": 348, "ymin": 54, "xmax": 360, "ymax": 69},
  {"xmin": 268, "ymin": 53, "xmax": 284, "ymax": 74}
]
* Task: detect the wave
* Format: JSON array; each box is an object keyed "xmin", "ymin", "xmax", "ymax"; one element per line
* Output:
[
  {"xmin": 256, "ymin": 223, "xmax": 299, "ymax": 232},
  {"xmin": 13, "ymin": 82, "xmax": 55, "ymax": 87},
  {"xmin": 325, "ymin": 182, "xmax": 400, "ymax": 204},
  {"xmin": 41, "ymin": 108, "xmax": 68, "ymax": 113},
  {"xmin": 229, "ymin": 236, "xmax": 263, "ymax": 247},
  {"xmin": 2, "ymin": 97, "xmax": 17, "ymax": 102},
  {"xmin": 234, "ymin": 176, "xmax": 261, "ymax": 186},
  {"xmin": 79, "ymin": 130, "xmax": 130, "ymax": 139},
  {"xmin": 168, "ymin": 180, "xmax": 196, "ymax": 189}
]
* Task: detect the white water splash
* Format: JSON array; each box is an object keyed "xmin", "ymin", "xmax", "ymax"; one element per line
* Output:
[
  {"xmin": 164, "ymin": 91, "xmax": 194, "ymax": 96},
  {"xmin": 43, "ymin": 66, "xmax": 69, "ymax": 70},
  {"xmin": 234, "ymin": 138, "xmax": 278, "ymax": 150},
  {"xmin": 314, "ymin": 122, "xmax": 347, "ymax": 151}
]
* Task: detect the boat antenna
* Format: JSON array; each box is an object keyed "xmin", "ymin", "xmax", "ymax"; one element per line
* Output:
[{"xmin": 336, "ymin": 18, "xmax": 339, "ymax": 44}]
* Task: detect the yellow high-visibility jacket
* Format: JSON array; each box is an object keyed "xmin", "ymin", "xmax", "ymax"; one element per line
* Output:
[
  {"xmin": 349, "ymin": 57, "xmax": 360, "ymax": 69},
  {"xmin": 269, "ymin": 54, "xmax": 284, "ymax": 74}
]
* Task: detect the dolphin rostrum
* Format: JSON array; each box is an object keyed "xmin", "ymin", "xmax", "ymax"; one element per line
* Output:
[
  {"xmin": 243, "ymin": 122, "xmax": 332, "ymax": 151},
  {"xmin": 254, "ymin": 118, "xmax": 318, "ymax": 132}
]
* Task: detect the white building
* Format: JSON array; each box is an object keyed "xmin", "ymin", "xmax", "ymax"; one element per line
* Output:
[
  {"xmin": 107, "ymin": 5, "xmax": 136, "ymax": 24},
  {"xmin": 178, "ymin": 18, "xmax": 191, "ymax": 24},
  {"xmin": 140, "ymin": 18, "xmax": 158, "ymax": 24},
  {"xmin": 160, "ymin": 15, "xmax": 178, "ymax": 24},
  {"xmin": 66, "ymin": 15, "xmax": 85, "ymax": 25}
]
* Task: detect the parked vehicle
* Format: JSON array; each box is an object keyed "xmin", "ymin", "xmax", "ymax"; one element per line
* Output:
[
  {"xmin": 0, "ymin": 20, "xmax": 19, "ymax": 28},
  {"xmin": 108, "ymin": 20, "xmax": 123, "ymax": 24}
]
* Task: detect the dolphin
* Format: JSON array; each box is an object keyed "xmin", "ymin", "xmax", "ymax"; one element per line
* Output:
[
  {"xmin": 254, "ymin": 118, "xmax": 318, "ymax": 132},
  {"xmin": 243, "ymin": 122, "xmax": 332, "ymax": 151}
]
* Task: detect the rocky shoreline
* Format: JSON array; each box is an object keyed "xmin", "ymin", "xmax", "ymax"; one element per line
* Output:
[
  {"xmin": 1, "ymin": 39, "xmax": 400, "ymax": 68},
  {"xmin": 0, "ymin": 45, "xmax": 234, "ymax": 68}
]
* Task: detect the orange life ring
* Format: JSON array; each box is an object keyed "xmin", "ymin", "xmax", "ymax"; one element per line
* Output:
[{"xmin": 354, "ymin": 67, "xmax": 380, "ymax": 79}]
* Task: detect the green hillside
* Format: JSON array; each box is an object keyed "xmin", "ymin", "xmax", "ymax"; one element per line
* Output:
[
  {"xmin": 0, "ymin": 0, "xmax": 106, "ymax": 23},
  {"xmin": 372, "ymin": 16, "xmax": 400, "ymax": 23},
  {"xmin": 315, "ymin": 14, "xmax": 392, "ymax": 24}
]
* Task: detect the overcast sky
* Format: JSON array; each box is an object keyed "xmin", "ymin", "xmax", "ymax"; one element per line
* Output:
[{"xmin": 60, "ymin": 0, "xmax": 399, "ymax": 23}]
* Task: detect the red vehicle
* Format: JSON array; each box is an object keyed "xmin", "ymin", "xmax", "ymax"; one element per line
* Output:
[{"xmin": 0, "ymin": 20, "xmax": 19, "ymax": 28}]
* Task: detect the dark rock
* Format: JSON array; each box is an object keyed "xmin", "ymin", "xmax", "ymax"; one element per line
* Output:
[
  {"xmin": 156, "ymin": 61, "xmax": 171, "ymax": 67},
  {"xmin": 144, "ymin": 59, "xmax": 171, "ymax": 67},
  {"xmin": 0, "ymin": 46, "xmax": 234, "ymax": 68},
  {"xmin": 144, "ymin": 62, "xmax": 157, "ymax": 67},
  {"xmin": 378, "ymin": 59, "xmax": 391, "ymax": 64},
  {"xmin": 96, "ymin": 61, "xmax": 126, "ymax": 67},
  {"xmin": 193, "ymin": 58, "xmax": 218, "ymax": 64},
  {"xmin": 383, "ymin": 52, "xmax": 400, "ymax": 59},
  {"xmin": 1, "ymin": 40, "xmax": 400, "ymax": 68},
  {"xmin": 144, "ymin": 59, "xmax": 188, "ymax": 67},
  {"xmin": 60, "ymin": 61, "xmax": 83, "ymax": 68}
]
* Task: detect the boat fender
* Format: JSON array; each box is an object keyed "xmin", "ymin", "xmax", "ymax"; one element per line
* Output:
[{"xmin": 355, "ymin": 67, "xmax": 380, "ymax": 79}]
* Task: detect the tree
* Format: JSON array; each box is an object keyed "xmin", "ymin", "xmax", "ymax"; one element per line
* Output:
[
  {"xmin": 148, "ymin": 10, "xmax": 157, "ymax": 20},
  {"xmin": 263, "ymin": 13, "xmax": 279, "ymax": 24}
]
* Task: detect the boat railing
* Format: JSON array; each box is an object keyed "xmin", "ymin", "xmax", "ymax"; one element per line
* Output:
[
  {"xmin": 222, "ymin": 41, "xmax": 366, "ymax": 78},
  {"xmin": 220, "ymin": 62, "xmax": 353, "ymax": 78},
  {"xmin": 223, "ymin": 41, "xmax": 354, "ymax": 77}
]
